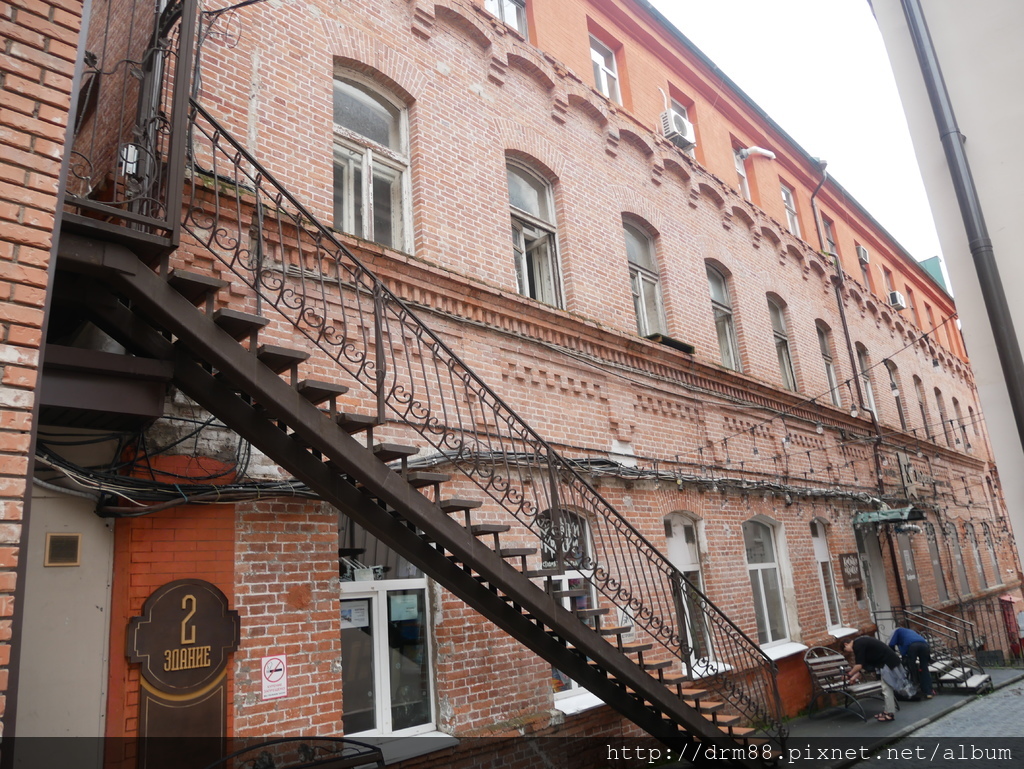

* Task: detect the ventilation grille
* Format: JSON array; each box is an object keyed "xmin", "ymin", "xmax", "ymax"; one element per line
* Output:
[{"xmin": 44, "ymin": 533, "xmax": 81, "ymax": 567}]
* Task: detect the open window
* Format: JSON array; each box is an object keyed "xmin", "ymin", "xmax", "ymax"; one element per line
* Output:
[
  {"xmin": 624, "ymin": 219, "xmax": 665, "ymax": 337},
  {"xmin": 507, "ymin": 161, "xmax": 562, "ymax": 307}
]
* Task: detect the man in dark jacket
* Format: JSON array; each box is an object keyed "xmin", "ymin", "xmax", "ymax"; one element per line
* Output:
[
  {"xmin": 843, "ymin": 635, "xmax": 901, "ymax": 721},
  {"xmin": 888, "ymin": 626, "xmax": 934, "ymax": 698}
]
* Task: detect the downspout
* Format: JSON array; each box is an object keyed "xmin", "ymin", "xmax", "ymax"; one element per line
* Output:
[
  {"xmin": 811, "ymin": 162, "xmax": 906, "ymax": 607},
  {"xmin": 901, "ymin": 0, "xmax": 1024, "ymax": 457}
]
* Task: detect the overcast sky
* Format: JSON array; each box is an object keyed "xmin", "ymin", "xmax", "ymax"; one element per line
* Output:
[{"xmin": 654, "ymin": 0, "xmax": 943, "ymax": 266}]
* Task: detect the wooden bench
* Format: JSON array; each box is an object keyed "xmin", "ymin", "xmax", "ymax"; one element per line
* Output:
[{"xmin": 804, "ymin": 645, "xmax": 885, "ymax": 721}]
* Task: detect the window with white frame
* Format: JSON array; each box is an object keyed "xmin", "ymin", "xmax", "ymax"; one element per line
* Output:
[
  {"xmin": 810, "ymin": 520, "xmax": 841, "ymax": 629},
  {"xmin": 817, "ymin": 322, "xmax": 841, "ymax": 407},
  {"xmin": 707, "ymin": 264, "xmax": 741, "ymax": 372},
  {"xmin": 665, "ymin": 514, "xmax": 710, "ymax": 661},
  {"xmin": 484, "ymin": 0, "xmax": 528, "ymax": 37},
  {"xmin": 733, "ymin": 149, "xmax": 750, "ymax": 200},
  {"xmin": 624, "ymin": 221, "xmax": 665, "ymax": 337},
  {"xmin": 780, "ymin": 183, "xmax": 800, "ymax": 238},
  {"xmin": 982, "ymin": 522, "xmax": 1002, "ymax": 586},
  {"xmin": 768, "ymin": 297, "xmax": 797, "ymax": 391},
  {"xmin": 339, "ymin": 518, "xmax": 433, "ymax": 736},
  {"xmin": 589, "ymin": 35, "xmax": 620, "ymax": 103},
  {"xmin": 924, "ymin": 522, "xmax": 950, "ymax": 604},
  {"xmin": 539, "ymin": 509, "xmax": 594, "ymax": 696},
  {"xmin": 914, "ymin": 376, "xmax": 932, "ymax": 438},
  {"xmin": 743, "ymin": 519, "xmax": 789, "ymax": 645},
  {"xmin": 333, "ymin": 76, "xmax": 409, "ymax": 251},
  {"xmin": 944, "ymin": 522, "xmax": 972, "ymax": 595},
  {"xmin": 507, "ymin": 162, "xmax": 561, "ymax": 307},
  {"xmin": 822, "ymin": 217, "xmax": 838, "ymax": 257},
  {"xmin": 965, "ymin": 523, "xmax": 988, "ymax": 589},
  {"xmin": 934, "ymin": 388, "xmax": 952, "ymax": 447},
  {"xmin": 886, "ymin": 361, "xmax": 908, "ymax": 431},
  {"xmin": 856, "ymin": 344, "xmax": 876, "ymax": 414}
]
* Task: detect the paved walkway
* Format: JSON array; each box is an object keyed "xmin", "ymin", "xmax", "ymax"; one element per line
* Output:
[{"xmin": 783, "ymin": 667, "xmax": 1024, "ymax": 768}]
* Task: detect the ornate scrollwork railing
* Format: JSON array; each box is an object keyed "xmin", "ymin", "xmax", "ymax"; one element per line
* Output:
[{"xmin": 182, "ymin": 99, "xmax": 785, "ymax": 745}]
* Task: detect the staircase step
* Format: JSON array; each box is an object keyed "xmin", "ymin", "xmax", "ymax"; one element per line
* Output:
[
  {"xmin": 552, "ymin": 589, "xmax": 588, "ymax": 599},
  {"xmin": 619, "ymin": 641, "xmax": 653, "ymax": 655},
  {"xmin": 470, "ymin": 524, "xmax": 511, "ymax": 536},
  {"xmin": 336, "ymin": 412, "xmax": 378, "ymax": 433},
  {"xmin": 598, "ymin": 625, "xmax": 632, "ymax": 636},
  {"xmin": 257, "ymin": 344, "xmax": 310, "ymax": 373},
  {"xmin": 297, "ymin": 379, "xmax": 349, "ymax": 404},
  {"xmin": 406, "ymin": 471, "xmax": 450, "ymax": 488},
  {"xmin": 213, "ymin": 308, "xmax": 269, "ymax": 340},
  {"xmin": 641, "ymin": 659, "xmax": 673, "ymax": 672},
  {"xmin": 440, "ymin": 498, "xmax": 483, "ymax": 513},
  {"xmin": 525, "ymin": 568, "xmax": 561, "ymax": 578},
  {"xmin": 575, "ymin": 608, "xmax": 610, "ymax": 619},
  {"xmin": 167, "ymin": 269, "xmax": 228, "ymax": 305},
  {"xmin": 688, "ymin": 700, "xmax": 724, "ymax": 714},
  {"xmin": 721, "ymin": 724, "xmax": 754, "ymax": 737},
  {"xmin": 704, "ymin": 712, "xmax": 741, "ymax": 726},
  {"xmin": 499, "ymin": 548, "xmax": 536, "ymax": 558},
  {"xmin": 374, "ymin": 443, "xmax": 419, "ymax": 462}
]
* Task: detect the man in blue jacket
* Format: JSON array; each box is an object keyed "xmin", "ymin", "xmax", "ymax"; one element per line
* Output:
[{"xmin": 888, "ymin": 626, "xmax": 934, "ymax": 699}]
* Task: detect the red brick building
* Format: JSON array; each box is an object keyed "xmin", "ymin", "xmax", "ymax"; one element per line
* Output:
[{"xmin": 1, "ymin": 0, "xmax": 1019, "ymax": 766}]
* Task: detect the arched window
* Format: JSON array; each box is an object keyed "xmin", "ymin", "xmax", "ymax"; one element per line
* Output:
[
  {"xmin": 965, "ymin": 523, "xmax": 988, "ymax": 589},
  {"xmin": 924, "ymin": 522, "xmax": 949, "ymax": 604},
  {"xmin": 538, "ymin": 509, "xmax": 593, "ymax": 695},
  {"xmin": 952, "ymin": 398, "xmax": 968, "ymax": 448},
  {"xmin": 810, "ymin": 519, "xmax": 841, "ymax": 629},
  {"xmin": 914, "ymin": 376, "xmax": 932, "ymax": 438},
  {"xmin": 333, "ymin": 75, "xmax": 409, "ymax": 250},
  {"xmin": 934, "ymin": 388, "xmax": 952, "ymax": 447},
  {"xmin": 665, "ymin": 513, "xmax": 709, "ymax": 661},
  {"xmin": 707, "ymin": 264, "xmax": 741, "ymax": 371},
  {"xmin": 817, "ymin": 321, "xmax": 841, "ymax": 407},
  {"xmin": 982, "ymin": 522, "xmax": 1002, "ymax": 586},
  {"xmin": 507, "ymin": 162, "xmax": 561, "ymax": 307},
  {"xmin": 855, "ymin": 343, "xmax": 876, "ymax": 414},
  {"xmin": 885, "ymin": 361, "xmax": 907, "ymax": 430},
  {"xmin": 768, "ymin": 297, "xmax": 796, "ymax": 391},
  {"xmin": 944, "ymin": 522, "xmax": 971, "ymax": 595},
  {"xmin": 743, "ymin": 519, "xmax": 789, "ymax": 645},
  {"xmin": 624, "ymin": 220, "xmax": 665, "ymax": 337}
]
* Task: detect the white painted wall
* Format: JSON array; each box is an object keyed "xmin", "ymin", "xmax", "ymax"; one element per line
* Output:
[{"xmin": 872, "ymin": 0, "xmax": 1024, "ymax": 570}]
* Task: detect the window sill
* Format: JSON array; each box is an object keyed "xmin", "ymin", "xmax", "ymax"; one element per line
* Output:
[
  {"xmin": 358, "ymin": 732, "xmax": 459, "ymax": 765},
  {"xmin": 553, "ymin": 690, "xmax": 606, "ymax": 716},
  {"xmin": 762, "ymin": 642, "xmax": 808, "ymax": 661},
  {"xmin": 830, "ymin": 626, "xmax": 859, "ymax": 640}
]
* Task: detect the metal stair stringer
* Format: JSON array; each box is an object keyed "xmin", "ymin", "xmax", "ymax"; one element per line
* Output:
[{"xmin": 58, "ymin": 240, "xmax": 765, "ymax": 765}]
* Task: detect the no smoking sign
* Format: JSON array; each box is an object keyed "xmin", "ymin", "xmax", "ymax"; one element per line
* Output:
[{"xmin": 261, "ymin": 655, "xmax": 288, "ymax": 700}]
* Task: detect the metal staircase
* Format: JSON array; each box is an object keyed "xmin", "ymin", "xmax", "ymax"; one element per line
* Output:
[{"xmin": 53, "ymin": 0, "xmax": 786, "ymax": 760}]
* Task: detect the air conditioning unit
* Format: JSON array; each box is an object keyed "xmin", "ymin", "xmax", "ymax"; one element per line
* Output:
[
  {"xmin": 889, "ymin": 290, "xmax": 907, "ymax": 310},
  {"xmin": 856, "ymin": 245, "xmax": 870, "ymax": 264},
  {"xmin": 660, "ymin": 109, "xmax": 696, "ymax": 151}
]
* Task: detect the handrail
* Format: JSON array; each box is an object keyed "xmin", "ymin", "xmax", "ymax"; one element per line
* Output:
[{"xmin": 182, "ymin": 99, "xmax": 784, "ymax": 742}]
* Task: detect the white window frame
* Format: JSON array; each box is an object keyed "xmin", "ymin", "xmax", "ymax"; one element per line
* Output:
[
  {"xmin": 507, "ymin": 162, "xmax": 562, "ymax": 307},
  {"xmin": 665, "ymin": 513, "xmax": 710, "ymax": 663},
  {"xmin": 484, "ymin": 0, "xmax": 528, "ymax": 37},
  {"xmin": 810, "ymin": 520, "xmax": 842, "ymax": 630},
  {"xmin": 624, "ymin": 221, "xmax": 665, "ymax": 337},
  {"xmin": 339, "ymin": 577, "xmax": 435, "ymax": 737},
  {"xmin": 332, "ymin": 75, "xmax": 411, "ymax": 253},
  {"xmin": 589, "ymin": 35, "xmax": 620, "ymax": 103},
  {"xmin": 856, "ymin": 344, "xmax": 876, "ymax": 414},
  {"xmin": 539, "ymin": 509, "xmax": 595, "ymax": 699},
  {"xmin": 887, "ymin": 361, "xmax": 908, "ymax": 431},
  {"xmin": 817, "ymin": 323, "xmax": 841, "ymax": 407},
  {"xmin": 780, "ymin": 183, "xmax": 801, "ymax": 238},
  {"xmin": 742, "ymin": 518, "xmax": 790, "ymax": 647},
  {"xmin": 733, "ymin": 149, "xmax": 750, "ymax": 200},
  {"xmin": 769, "ymin": 297, "xmax": 796, "ymax": 391},
  {"xmin": 822, "ymin": 217, "xmax": 838, "ymax": 257},
  {"xmin": 707, "ymin": 264, "xmax": 741, "ymax": 372}
]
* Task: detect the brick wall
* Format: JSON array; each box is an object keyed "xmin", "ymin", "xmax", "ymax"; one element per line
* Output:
[{"xmin": 0, "ymin": 0, "xmax": 81, "ymax": 736}]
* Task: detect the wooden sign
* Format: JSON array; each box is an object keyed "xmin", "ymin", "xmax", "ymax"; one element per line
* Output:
[{"xmin": 838, "ymin": 552, "xmax": 862, "ymax": 588}]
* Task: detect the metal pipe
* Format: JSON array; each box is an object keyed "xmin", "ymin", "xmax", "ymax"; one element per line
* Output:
[{"xmin": 901, "ymin": 0, "xmax": 1024, "ymax": 458}]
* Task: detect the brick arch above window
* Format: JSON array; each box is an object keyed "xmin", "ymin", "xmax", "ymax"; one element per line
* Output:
[
  {"xmin": 327, "ymin": 36, "xmax": 426, "ymax": 104},
  {"xmin": 495, "ymin": 120, "xmax": 566, "ymax": 179}
]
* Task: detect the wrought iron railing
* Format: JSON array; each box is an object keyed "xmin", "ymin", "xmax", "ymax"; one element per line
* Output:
[
  {"xmin": 62, "ymin": 0, "xmax": 196, "ymax": 244},
  {"xmin": 877, "ymin": 604, "xmax": 986, "ymax": 679},
  {"xmin": 936, "ymin": 596, "xmax": 1023, "ymax": 667},
  {"xmin": 181, "ymin": 101, "xmax": 784, "ymax": 741}
]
